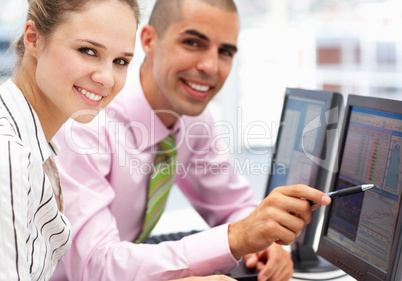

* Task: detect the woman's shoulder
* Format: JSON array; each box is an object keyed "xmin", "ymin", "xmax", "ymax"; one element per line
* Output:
[
  {"xmin": 0, "ymin": 116, "xmax": 38, "ymax": 169},
  {"xmin": 0, "ymin": 114, "xmax": 23, "ymax": 143},
  {"xmin": 0, "ymin": 79, "xmax": 25, "ymax": 139},
  {"xmin": 0, "ymin": 106, "xmax": 24, "ymax": 145}
]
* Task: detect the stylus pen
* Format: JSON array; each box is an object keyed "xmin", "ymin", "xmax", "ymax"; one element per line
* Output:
[{"xmin": 309, "ymin": 184, "xmax": 376, "ymax": 206}]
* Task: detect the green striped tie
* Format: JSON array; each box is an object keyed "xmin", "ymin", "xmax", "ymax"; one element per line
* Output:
[{"xmin": 135, "ymin": 134, "xmax": 177, "ymax": 243}]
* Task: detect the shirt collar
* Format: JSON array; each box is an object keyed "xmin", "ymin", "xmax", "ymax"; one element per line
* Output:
[
  {"xmin": 1, "ymin": 79, "xmax": 55, "ymax": 163},
  {"xmin": 116, "ymin": 64, "xmax": 181, "ymax": 149}
]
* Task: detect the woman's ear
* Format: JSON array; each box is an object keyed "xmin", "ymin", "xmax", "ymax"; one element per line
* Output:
[
  {"xmin": 24, "ymin": 20, "xmax": 40, "ymax": 58},
  {"xmin": 141, "ymin": 25, "xmax": 158, "ymax": 61}
]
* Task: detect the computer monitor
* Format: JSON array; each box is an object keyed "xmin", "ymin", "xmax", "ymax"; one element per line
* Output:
[
  {"xmin": 265, "ymin": 87, "xmax": 343, "ymax": 274},
  {"xmin": 317, "ymin": 95, "xmax": 402, "ymax": 281}
]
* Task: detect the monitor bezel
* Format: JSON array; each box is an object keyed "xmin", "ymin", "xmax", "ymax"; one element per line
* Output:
[
  {"xmin": 265, "ymin": 87, "xmax": 341, "ymax": 196},
  {"xmin": 317, "ymin": 94, "xmax": 402, "ymax": 281},
  {"xmin": 265, "ymin": 87, "xmax": 343, "ymax": 272}
]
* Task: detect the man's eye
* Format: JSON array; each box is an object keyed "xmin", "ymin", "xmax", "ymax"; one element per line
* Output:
[
  {"xmin": 220, "ymin": 49, "xmax": 233, "ymax": 57},
  {"xmin": 114, "ymin": 58, "xmax": 129, "ymax": 66},
  {"xmin": 183, "ymin": 39, "xmax": 199, "ymax": 47},
  {"xmin": 79, "ymin": 47, "xmax": 96, "ymax": 56}
]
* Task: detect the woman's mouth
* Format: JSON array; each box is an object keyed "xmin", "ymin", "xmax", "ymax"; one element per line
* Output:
[{"xmin": 75, "ymin": 86, "xmax": 103, "ymax": 102}]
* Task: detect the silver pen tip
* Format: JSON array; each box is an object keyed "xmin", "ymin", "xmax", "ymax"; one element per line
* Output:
[{"xmin": 361, "ymin": 184, "xmax": 376, "ymax": 191}]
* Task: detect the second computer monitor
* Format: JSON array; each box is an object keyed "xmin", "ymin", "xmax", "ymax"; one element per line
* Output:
[
  {"xmin": 266, "ymin": 87, "xmax": 343, "ymax": 273},
  {"xmin": 317, "ymin": 95, "xmax": 402, "ymax": 281}
]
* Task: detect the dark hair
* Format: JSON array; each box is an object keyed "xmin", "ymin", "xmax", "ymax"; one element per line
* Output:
[
  {"xmin": 149, "ymin": 0, "xmax": 237, "ymax": 38},
  {"xmin": 14, "ymin": 0, "xmax": 140, "ymax": 67}
]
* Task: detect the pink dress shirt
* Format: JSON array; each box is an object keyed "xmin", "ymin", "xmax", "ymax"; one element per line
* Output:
[{"xmin": 51, "ymin": 65, "xmax": 258, "ymax": 281}]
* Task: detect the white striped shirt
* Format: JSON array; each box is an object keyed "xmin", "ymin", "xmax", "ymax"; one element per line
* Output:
[{"xmin": 0, "ymin": 79, "xmax": 71, "ymax": 281}]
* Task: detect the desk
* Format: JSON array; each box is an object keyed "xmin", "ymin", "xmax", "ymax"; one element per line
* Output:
[{"xmin": 153, "ymin": 207, "xmax": 356, "ymax": 281}]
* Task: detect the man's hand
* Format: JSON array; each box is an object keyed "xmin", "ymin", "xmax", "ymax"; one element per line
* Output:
[
  {"xmin": 228, "ymin": 184, "xmax": 331, "ymax": 259},
  {"xmin": 243, "ymin": 244, "xmax": 293, "ymax": 281},
  {"xmin": 170, "ymin": 276, "xmax": 236, "ymax": 281}
]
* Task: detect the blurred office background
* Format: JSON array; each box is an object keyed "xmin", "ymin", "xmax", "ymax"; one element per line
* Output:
[
  {"xmin": 2, "ymin": 0, "xmax": 402, "ymax": 145},
  {"xmin": 1, "ymin": 0, "xmax": 402, "ymax": 208}
]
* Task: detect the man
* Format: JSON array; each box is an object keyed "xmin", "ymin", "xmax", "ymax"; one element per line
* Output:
[{"xmin": 52, "ymin": 0, "xmax": 331, "ymax": 280}]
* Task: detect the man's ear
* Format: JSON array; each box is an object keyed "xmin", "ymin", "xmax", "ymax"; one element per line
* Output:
[
  {"xmin": 141, "ymin": 25, "xmax": 158, "ymax": 60},
  {"xmin": 24, "ymin": 20, "xmax": 40, "ymax": 58}
]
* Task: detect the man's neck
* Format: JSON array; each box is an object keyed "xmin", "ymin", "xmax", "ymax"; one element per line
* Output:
[{"xmin": 140, "ymin": 62, "xmax": 179, "ymax": 129}]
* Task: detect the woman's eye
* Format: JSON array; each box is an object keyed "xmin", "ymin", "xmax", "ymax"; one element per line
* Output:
[
  {"xmin": 79, "ymin": 47, "xmax": 96, "ymax": 56},
  {"xmin": 114, "ymin": 58, "xmax": 129, "ymax": 66}
]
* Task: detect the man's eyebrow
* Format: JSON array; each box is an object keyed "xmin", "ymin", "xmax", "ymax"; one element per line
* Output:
[
  {"xmin": 182, "ymin": 29, "xmax": 238, "ymax": 53},
  {"xmin": 182, "ymin": 29, "xmax": 210, "ymax": 41},
  {"xmin": 76, "ymin": 39, "xmax": 134, "ymax": 57},
  {"xmin": 222, "ymin": 43, "xmax": 238, "ymax": 53}
]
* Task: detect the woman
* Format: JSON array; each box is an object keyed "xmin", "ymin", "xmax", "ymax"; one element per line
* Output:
[{"xmin": 0, "ymin": 0, "xmax": 139, "ymax": 280}]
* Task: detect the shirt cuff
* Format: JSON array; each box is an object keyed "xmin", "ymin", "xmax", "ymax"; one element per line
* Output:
[{"xmin": 182, "ymin": 224, "xmax": 239, "ymax": 276}]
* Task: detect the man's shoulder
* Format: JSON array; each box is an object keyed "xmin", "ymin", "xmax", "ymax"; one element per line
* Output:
[
  {"xmin": 106, "ymin": 66, "xmax": 144, "ymax": 117},
  {"xmin": 109, "ymin": 83, "xmax": 141, "ymax": 110}
]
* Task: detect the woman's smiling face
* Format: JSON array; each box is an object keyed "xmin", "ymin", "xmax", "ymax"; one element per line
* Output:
[{"xmin": 33, "ymin": 0, "xmax": 137, "ymax": 124}]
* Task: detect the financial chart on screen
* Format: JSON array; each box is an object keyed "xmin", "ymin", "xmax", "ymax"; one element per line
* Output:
[{"xmin": 327, "ymin": 107, "xmax": 402, "ymax": 271}]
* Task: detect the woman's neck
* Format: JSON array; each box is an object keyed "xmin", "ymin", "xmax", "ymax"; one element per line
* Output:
[{"xmin": 13, "ymin": 62, "xmax": 66, "ymax": 143}]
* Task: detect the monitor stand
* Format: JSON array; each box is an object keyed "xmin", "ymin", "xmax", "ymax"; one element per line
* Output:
[
  {"xmin": 292, "ymin": 243, "xmax": 346, "ymax": 280},
  {"xmin": 292, "ymin": 243, "xmax": 337, "ymax": 273}
]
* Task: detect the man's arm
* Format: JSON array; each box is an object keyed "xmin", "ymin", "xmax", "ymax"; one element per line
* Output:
[
  {"xmin": 174, "ymin": 111, "xmax": 296, "ymax": 281},
  {"xmin": 53, "ymin": 118, "xmax": 240, "ymax": 281},
  {"xmin": 171, "ymin": 276, "xmax": 237, "ymax": 281},
  {"xmin": 175, "ymin": 111, "xmax": 259, "ymax": 227}
]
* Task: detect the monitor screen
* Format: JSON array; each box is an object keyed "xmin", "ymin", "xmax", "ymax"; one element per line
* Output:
[
  {"xmin": 266, "ymin": 88, "xmax": 343, "ymax": 273},
  {"xmin": 269, "ymin": 95, "xmax": 327, "ymax": 188},
  {"xmin": 317, "ymin": 95, "xmax": 402, "ymax": 281}
]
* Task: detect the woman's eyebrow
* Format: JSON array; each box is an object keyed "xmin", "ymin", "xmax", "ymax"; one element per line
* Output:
[{"xmin": 76, "ymin": 39, "xmax": 134, "ymax": 57}]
